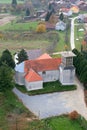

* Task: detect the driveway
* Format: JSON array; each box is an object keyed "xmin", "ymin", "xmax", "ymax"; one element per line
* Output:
[{"xmin": 13, "ymin": 77, "xmax": 87, "ymax": 120}]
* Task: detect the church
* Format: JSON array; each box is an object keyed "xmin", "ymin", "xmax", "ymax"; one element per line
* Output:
[{"xmin": 15, "ymin": 51, "xmax": 75, "ymax": 91}]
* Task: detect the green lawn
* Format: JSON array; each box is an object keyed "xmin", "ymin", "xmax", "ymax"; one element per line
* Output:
[
  {"xmin": 16, "ymin": 81, "xmax": 77, "ymax": 95},
  {"xmin": 55, "ymin": 30, "xmax": 71, "ymax": 52},
  {"xmin": 74, "ymin": 24, "xmax": 85, "ymax": 51},
  {"xmin": 0, "ymin": 90, "xmax": 35, "ymax": 130},
  {"xmin": 0, "ymin": 0, "xmax": 24, "ymax": 3},
  {"xmin": 27, "ymin": 115, "xmax": 86, "ymax": 130},
  {"xmin": 0, "ymin": 21, "xmax": 38, "ymax": 31}
]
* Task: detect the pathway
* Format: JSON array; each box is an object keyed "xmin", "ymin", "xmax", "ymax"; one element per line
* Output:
[{"xmin": 0, "ymin": 14, "xmax": 16, "ymax": 26}]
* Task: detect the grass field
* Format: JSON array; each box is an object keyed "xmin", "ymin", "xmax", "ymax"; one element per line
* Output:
[
  {"xmin": 27, "ymin": 115, "xmax": 86, "ymax": 130},
  {"xmin": 0, "ymin": 21, "xmax": 38, "ymax": 31},
  {"xmin": 0, "ymin": 39, "xmax": 50, "ymax": 56},
  {"xmin": 0, "ymin": 90, "xmax": 35, "ymax": 130},
  {"xmin": 0, "ymin": 0, "xmax": 24, "ymax": 3},
  {"xmin": 0, "ymin": 19, "xmax": 69, "ymax": 56},
  {"xmin": 0, "ymin": 33, "xmax": 68, "ymax": 56},
  {"xmin": 74, "ymin": 23, "xmax": 85, "ymax": 51}
]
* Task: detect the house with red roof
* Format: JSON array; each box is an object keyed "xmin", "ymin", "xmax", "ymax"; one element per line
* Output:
[{"xmin": 15, "ymin": 52, "xmax": 75, "ymax": 91}]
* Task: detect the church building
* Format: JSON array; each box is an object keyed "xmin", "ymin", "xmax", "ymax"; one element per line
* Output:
[{"xmin": 15, "ymin": 51, "xmax": 75, "ymax": 91}]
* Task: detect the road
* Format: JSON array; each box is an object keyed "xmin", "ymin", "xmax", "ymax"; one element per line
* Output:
[{"xmin": 70, "ymin": 17, "xmax": 76, "ymax": 50}]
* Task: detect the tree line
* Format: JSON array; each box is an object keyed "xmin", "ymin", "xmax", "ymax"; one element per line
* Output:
[
  {"xmin": 72, "ymin": 48, "xmax": 87, "ymax": 89},
  {"xmin": 0, "ymin": 49, "xmax": 28, "ymax": 94}
]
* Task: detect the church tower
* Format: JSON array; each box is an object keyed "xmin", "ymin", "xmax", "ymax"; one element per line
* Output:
[{"xmin": 59, "ymin": 51, "xmax": 75, "ymax": 85}]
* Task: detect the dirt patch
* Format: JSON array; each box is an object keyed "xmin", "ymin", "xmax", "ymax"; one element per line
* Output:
[
  {"xmin": 0, "ymin": 14, "xmax": 16, "ymax": 26},
  {"xmin": 6, "ymin": 113, "xmax": 38, "ymax": 130}
]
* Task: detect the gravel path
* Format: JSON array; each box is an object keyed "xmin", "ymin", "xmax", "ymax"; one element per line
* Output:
[{"xmin": 13, "ymin": 77, "xmax": 87, "ymax": 120}]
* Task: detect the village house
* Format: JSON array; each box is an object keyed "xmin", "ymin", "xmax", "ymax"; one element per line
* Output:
[
  {"xmin": 60, "ymin": 8, "xmax": 72, "ymax": 16},
  {"xmin": 15, "ymin": 51, "xmax": 75, "ymax": 91}
]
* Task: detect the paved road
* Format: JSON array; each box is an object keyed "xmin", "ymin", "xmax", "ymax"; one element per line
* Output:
[
  {"xmin": 70, "ymin": 17, "xmax": 76, "ymax": 50},
  {"xmin": 13, "ymin": 77, "xmax": 87, "ymax": 120}
]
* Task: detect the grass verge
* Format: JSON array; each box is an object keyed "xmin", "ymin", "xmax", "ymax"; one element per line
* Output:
[
  {"xmin": 16, "ymin": 81, "xmax": 77, "ymax": 96},
  {"xmin": 0, "ymin": 90, "xmax": 36, "ymax": 129},
  {"xmin": 27, "ymin": 115, "xmax": 86, "ymax": 130}
]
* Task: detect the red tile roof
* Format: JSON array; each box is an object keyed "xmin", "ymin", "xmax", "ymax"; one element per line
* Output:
[
  {"xmin": 24, "ymin": 58, "xmax": 61, "ymax": 73},
  {"xmin": 36, "ymin": 53, "xmax": 52, "ymax": 60},
  {"xmin": 25, "ymin": 69, "xmax": 42, "ymax": 82}
]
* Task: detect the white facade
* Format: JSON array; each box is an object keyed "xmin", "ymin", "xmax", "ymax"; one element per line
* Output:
[
  {"xmin": 39, "ymin": 70, "xmax": 59, "ymax": 82},
  {"xmin": 59, "ymin": 67, "xmax": 75, "ymax": 85},
  {"xmin": 55, "ymin": 21, "xmax": 66, "ymax": 31},
  {"xmin": 15, "ymin": 71, "xmax": 25, "ymax": 85},
  {"xmin": 25, "ymin": 80, "xmax": 43, "ymax": 91}
]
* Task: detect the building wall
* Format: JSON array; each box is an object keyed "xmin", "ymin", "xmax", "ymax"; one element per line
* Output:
[
  {"xmin": 39, "ymin": 70, "xmax": 59, "ymax": 82},
  {"xmin": 59, "ymin": 67, "xmax": 75, "ymax": 85},
  {"xmin": 15, "ymin": 71, "xmax": 25, "ymax": 85},
  {"xmin": 25, "ymin": 80, "xmax": 43, "ymax": 91}
]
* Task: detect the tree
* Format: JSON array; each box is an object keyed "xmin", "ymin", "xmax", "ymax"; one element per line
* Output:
[
  {"xmin": 59, "ymin": 12, "xmax": 64, "ymax": 21},
  {"xmin": 17, "ymin": 49, "xmax": 28, "ymax": 64},
  {"xmin": 45, "ymin": 11, "xmax": 51, "ymax": 21},
  {"xmin": 0, "ymin": 63, "xmax": 14, "ymax": 92},
  {"xmin": 80, "ymin": 65, "xmax": 87, "ymax": 82},
  {"xmin": 26, "ymin": 8, "xmax": 30, "ymax": 16},
  {"xmin": 1, "ymin": 49, "xmax": 15, "ymax": 69},
  {"xmin": 12, "ymin": 0, "xmax": 17, "ymax": 8}
]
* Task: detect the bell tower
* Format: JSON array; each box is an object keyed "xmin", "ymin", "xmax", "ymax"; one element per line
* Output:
[{"xmin": 59, "ymin": 51, "xmax": 75, "ymax": 85}]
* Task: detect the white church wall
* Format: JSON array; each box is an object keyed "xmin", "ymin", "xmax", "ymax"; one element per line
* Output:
[
  {"xmin": 25, "ymin": 80, "xmax": 43, "ymax": 91},
  {"xmin": 59, "ymin": 67, "xmax": 75, "ymax": 85},
  {"xmin": 15, "ymin": 71, "xmax": 25, "ymax": 85},
  {"xmin": 39, "ymin": 70, "xmax": 59, "ymax": 82}
]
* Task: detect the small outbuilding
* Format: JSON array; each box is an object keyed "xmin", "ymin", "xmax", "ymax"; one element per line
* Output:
[{"xmin": 55, "ymin": 21, "xmax": 66, "ymax": 31}]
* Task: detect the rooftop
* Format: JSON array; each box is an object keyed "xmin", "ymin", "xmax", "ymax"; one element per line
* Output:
[
  {"xmin": 61, "ymin": 51, "xmax": 76, "ymax": 57},
  {"xmin": 24, "ymin": 58, "xmax": 61, "ymax": 73},
  {"xmin": 25, "ymin": 69, "xmax": 42, "ymax": 82}
]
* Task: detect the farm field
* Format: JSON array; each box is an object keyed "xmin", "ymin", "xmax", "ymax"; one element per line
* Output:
[
  {"xmin": 0, "ymin": 32, "xmax": 68, "ymax": 56},
  {"xmin": 0, "ymin": 39, "xmax": 50, "ymax": 56},
  {"xmin": 0, "ymin": 20, "xmax": 70, "ymax": 55}
]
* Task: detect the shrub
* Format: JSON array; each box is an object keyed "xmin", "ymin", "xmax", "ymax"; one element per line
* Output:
[
  {"xmin": 36, "ymin": 24, "xmax": 46, "ymax": 33},
  {"xmin": 0, "ymin": 33, "xmax": 4, "ymax": 39},
  {"xmin": 69, "ymin": 111, "xmax": 79, "ymax": 120}
]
